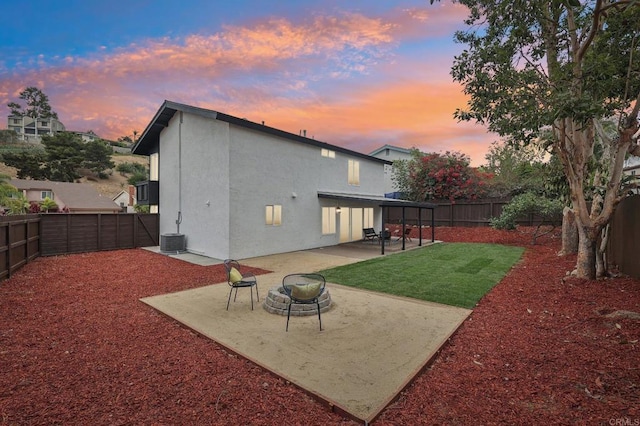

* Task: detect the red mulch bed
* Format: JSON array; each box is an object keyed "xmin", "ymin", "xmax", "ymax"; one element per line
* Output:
[{"xmin": 1, "ymin": 228, "xmax": 638, "ymax": 425}]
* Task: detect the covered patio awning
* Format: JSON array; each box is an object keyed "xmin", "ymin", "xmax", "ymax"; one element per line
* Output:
[{"xmin": 318, "ymin": 191, "xmax": 437, "ymax": 254}]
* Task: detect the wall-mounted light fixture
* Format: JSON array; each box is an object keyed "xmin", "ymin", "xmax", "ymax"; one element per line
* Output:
[{"xmin": 336, "ymin": 206, "xmax": 341, "ymax": 213}]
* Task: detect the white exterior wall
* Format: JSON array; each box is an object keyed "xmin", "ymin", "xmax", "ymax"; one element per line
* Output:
[
  {"xmin": 234, "ymin": 128, "xmax": 384, "ymax": 258},
  {"xmin": 157, "ymin": 112, "xmax": 386, "ymax": 260},
  {"xmin": 158, "ymin": 112, "xmax": 231, "ymax": 259}
]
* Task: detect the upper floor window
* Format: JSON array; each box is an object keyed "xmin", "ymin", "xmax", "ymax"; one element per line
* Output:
[
  {"xmin": 265, "ymin": 205, "xmax": 282, "ymax": 226},
  {"xmin": 321, "ymin": 148, "xmax": 335, "ymax": 158},
  {"xmin": 41, "ymin": 121, "xmax": 49, "ymax": 127},
  {"xmin": 41, "ymin": 191, "xmax": 53, "ymax": 200},
  {"xmin": 348, "ymin": 159, "xmax": 360, "ymax": 186},
  {"xmin": 12, "ymin": 118, "xmax": 20, "ymax": 124}
]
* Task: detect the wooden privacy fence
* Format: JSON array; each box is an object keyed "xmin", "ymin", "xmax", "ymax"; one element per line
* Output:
[
  {"xmin": 387, "ymin": 198, "xmax": 553, "ymax": 227},
  {"xmin": 40, "ymin": 213, "xmax": 159, "ymax": 256},
  {"xmin": 0, "ymin": 215, "xmax": 40, "ymax": 280},
  {"xmin": 606, "ymin": 194, "xmax": 640, "ymax": 279},
  {"xmin": 1, "ymin": 199, "xmax": 638, "ymax": 279},
  {"xmin": 0, "ymin": 213, "xmax": 159, "ymax": 280}
]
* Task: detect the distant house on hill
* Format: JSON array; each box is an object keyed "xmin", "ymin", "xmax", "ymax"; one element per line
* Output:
[
  {"xmin": 6, "ymin": 115, "xmax": 109, "ymax": 148},
  {"xmin": 6, "ymin": 115, "xmax": 66, "ymax": 143},
  {"xmin": 10, "ymin": 179, "xmax": 121, "ymax": 213}
]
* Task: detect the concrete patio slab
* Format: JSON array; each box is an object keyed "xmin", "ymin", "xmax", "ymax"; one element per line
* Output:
[{"xmin": 140, "ymin": 248, "xmax": 470, "ymax": 423}]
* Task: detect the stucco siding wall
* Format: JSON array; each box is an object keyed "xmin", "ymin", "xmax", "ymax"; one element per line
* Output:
[
  {"xmin": 158, "ymin": 112, "xmax": 231, "ymax": 259},
  {"xmin": 156, "ymin": 111, "xmax": 387, "ymax": 260},
  {"xmin": 227, "ymin": 125, "xmax": 386, "ymax": 259}
]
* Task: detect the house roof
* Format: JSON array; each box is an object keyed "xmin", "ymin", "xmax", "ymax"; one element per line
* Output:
[
  {"xmin": 368, "ymin": 144, "xmax": 412, "ymax": 157},
  {"xmin": 132, "ymin": 100, "xmax": 392, "ymax": 165},
  {"xmin": 317, "ymin": 191, "xmax": 436, "ymax": 209},
  {"xmin": 10, "ymin": 179, "xmax": 121, "ymax": 212}
]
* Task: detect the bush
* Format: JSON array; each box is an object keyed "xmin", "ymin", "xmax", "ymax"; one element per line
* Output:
[
  {"xmin": 116, "ymin": 162, "xmax": 147, "ymax": 175},
  {"xmin": 491, "ymin": 192, "xmax": 564, "ymax": 230},
  {"xmin": 490, "ymin": 192, "xmax": 564, "ymax": 243},
  {"xmin": 40, "ymin": 197, "xmax": 58, "ymax": 212}
]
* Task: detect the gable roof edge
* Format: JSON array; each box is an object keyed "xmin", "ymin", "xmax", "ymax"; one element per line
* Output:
[{"xmin": 132, "ymin": 101, "xmax": 391, "ymax": 165}]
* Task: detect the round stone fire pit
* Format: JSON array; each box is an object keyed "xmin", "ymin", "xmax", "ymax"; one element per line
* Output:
[{"xmin": 263, "ymin": 286, "xmax": 332, "ymax": 316}]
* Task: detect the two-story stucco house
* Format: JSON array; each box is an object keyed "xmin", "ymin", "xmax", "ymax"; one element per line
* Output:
[{"xmin": 132, "ymin": 101, "xmax": 434, "ymax": 260}]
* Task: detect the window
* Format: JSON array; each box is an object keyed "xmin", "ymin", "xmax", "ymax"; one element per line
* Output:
[
  {"xmin": 348, "ymin": 159, "xmax": 360, "ymax": 185},
  {"xmin": 150, "ymin": 153, "xmax": 159, "ymax": 180},
  {"xmin": 363, "ymin": 208, "xmax": 374, "ymax": 228},
  {"xmin": 321, "ymin": 148, "xmax": 335, "ymax": 158},
  {"xmin": 41, "ymin": 121, "xmax": 49, "ymax": 127},
  {"xmin": 41, "ymin": 191, "xmax": 53, "ymax": 200},
  {"xmin": 12, "ymin": 118, "xmax": 20, "ymax": 124},
  {"xmin": 322, "ymin": 207, "xmax": 336, "ymax": 234},
  {"xmin": 265, "ymin": 205, "xmax": 282, "ymax": 226}
]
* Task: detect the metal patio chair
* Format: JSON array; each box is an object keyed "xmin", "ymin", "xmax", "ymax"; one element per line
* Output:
[
  {"xmin": 281, "ymin": 273, "xmax": 326, "ymax": 331},
  {"xmin": 223, "ymin": 259, "xmax": 259, "ymax": 310}
]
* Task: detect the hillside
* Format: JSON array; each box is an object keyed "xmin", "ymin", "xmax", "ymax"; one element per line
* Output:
[{"xmin": 0, "ymin": 153, "xmax": 149, "ymax": 199}]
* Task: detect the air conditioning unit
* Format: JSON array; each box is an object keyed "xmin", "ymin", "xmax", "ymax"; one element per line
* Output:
[{"xmin": 160, "ymin": 233, "xmax": 186, "ymax": 253}]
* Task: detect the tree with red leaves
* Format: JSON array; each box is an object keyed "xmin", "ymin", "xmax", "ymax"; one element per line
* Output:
[{"xmin": 393, "ymin": 149, "xmax": 492, "ymax": 202}]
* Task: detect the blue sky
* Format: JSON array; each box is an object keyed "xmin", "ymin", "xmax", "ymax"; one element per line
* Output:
[{"xmin": 0, "ymin": 0, "xmax": 497, "ymax": 165}]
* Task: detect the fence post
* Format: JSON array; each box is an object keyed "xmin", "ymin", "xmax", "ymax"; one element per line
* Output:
[
  {"xmin": 134, "ymin": 214, "xmax": 139, "ymax": 248},
  {"xmin": 6, "ymin": 222, "xmax": 11, "ymax": 279},
  {"xmin": 450, "ymin": 204, "xmax": 454, "ymax": 227},
  {"xmin": 97, "ymin": 214, "xmax": 102, "ymax": 251}
]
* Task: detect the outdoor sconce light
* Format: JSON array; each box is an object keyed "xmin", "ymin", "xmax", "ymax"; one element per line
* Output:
[{"xmin": 336, "ymin": 206, "xmax": 341, "ymax": 213}]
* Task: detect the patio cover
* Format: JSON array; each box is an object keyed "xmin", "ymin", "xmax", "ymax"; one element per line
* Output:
[{"xmin": 317, "ymin": 191, "xmax": 437, "ymax": 254}]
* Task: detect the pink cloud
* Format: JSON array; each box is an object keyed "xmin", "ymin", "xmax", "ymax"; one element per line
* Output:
[{"xmin": 0, "ymin": 2, "xmax": 494, "ymax": 165}]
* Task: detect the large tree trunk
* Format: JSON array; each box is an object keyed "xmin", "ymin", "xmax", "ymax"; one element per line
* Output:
[
  {"xmin": 575, "ymin": 223, "xmax": 598, "ymax": 279},
  {"xmin": 559, "ymin": 207, "xmax": 578, "ymax": 256}
]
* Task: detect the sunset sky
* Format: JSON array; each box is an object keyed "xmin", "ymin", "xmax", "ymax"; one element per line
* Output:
[{"xmin": 0, "ymin": 0, "xmax": 498, "ymax": 166}]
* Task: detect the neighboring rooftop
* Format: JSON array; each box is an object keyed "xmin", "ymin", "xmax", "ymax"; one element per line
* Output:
[{"xmin": 10, "ymin": 179, "xmax": 121, "ymax": 213}]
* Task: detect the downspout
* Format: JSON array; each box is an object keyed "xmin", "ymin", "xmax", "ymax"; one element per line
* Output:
[{"xmin": 176, "ymin": 111, "xmax": 183, "ymax": 234}]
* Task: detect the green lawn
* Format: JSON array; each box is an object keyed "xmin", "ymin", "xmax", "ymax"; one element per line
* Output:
[{"xmin": 319, "ymin": 242, "xmax": 524, "ymax": 309}]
